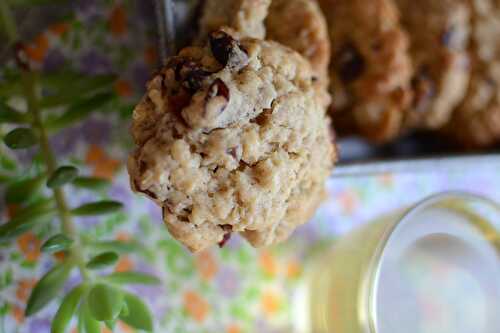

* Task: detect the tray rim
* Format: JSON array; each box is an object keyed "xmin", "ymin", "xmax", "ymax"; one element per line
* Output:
[{"xmin": 333, "ymin": 154, "xmax": 500, "ymax": 176}]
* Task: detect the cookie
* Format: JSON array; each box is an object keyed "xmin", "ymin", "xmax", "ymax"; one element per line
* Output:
[
  {"xmin": 128, "ymin": 30, "xmax": 336, "ymax": 252},
  {"xmin": 319, "ymin": 0, "xmax": 413, "ymax": 143},
  {"xmin": 265, "ymin": 0, "xmax": 331, "ymax": 106},
  {"xmin": 444, "ymin": 0, "xmax": 500, "ymax": 148},
  {"xmin": 196, "ymin": 0, "xmax": 271, "ymax": 41},
  {"xmin": 396, "ymin": 0, "xmax": 470, "ymax": 129}
]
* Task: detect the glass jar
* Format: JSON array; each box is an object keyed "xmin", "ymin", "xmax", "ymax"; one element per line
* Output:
[{"xmin": 294, "ymin": 192, "xmax": 500, "ymax": 333}]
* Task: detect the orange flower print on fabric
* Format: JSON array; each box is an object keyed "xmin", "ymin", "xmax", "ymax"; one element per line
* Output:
[
  {"xmin": 48, "ymin": 22, "xmax": 69, "ymax": 37},
  {"xmin": 114, "ymin": 79, "xmax": 133, "ymax": 98},
  {"xmin": 286, "ymin": 259, "xmax": 301, "ymax": 279},
  {"xmin": 378, "ymin": 172, "xmax": 394, "ymax": 187},
  {"xmin": 109, "ymin": 5, "xmax": 127, "ymax": 37},
  {"xmin": 86, "ymin": 144, "xmax": 106, "ymax": 165},
  {"xmin": 12, "ymin": 305, "xmax": 24, "ymax": 323},
  {"xmin": 118, "ymin": 321, "xmax": 133, "ymax": 333},
  {"xmin": 17, "ymin": 232, "xmax": 41, "ymax": 262},
  {"xmin": 227, "ymin": 324, "xmax": 241, "ymax": 333},
  {"xmin": 115, "ymin": 256, "xmax": 134, "ymax": 272},
  {"xmin": 144, "ymin": 45, "xmax": 158, "ymax": 67},
  {"xmin": 183, "ymin": 290, "xmax": 210, "ymax": 323},
  {"xmin": 53, "ymin": 251, "xmax": 67, "ymax": 262},
  {"xmin": 93, "ymin": 159, "xmax": 121, "ymax": 180},
  {"xmin": 337, "ymin": 189, "xmax": 359, "ymax": 215},
  {"xmin": 24, "ymin": 34, "xmax": 49, "ymax": 63},
  {"xmin": 261, "ymin": 290, "xmax": 281, "ymax": 316},
  {"xmin": 101, "ymin": 327, "xmax": 113, "ymax": 333},
  {"xmin": 259, "ymin": 250, "xmax": 276, "ymax": 277},
  {"xmin": 116, "ymin": 231, "xmax": 131, "ymax": 242},
  {"xmin": 16, "ymin": 279, "xmax": 36, "ymax": 302},
  {"xmin": 195, "ymin": 250, "xmax": 218, "ymax": 281},
  {"xmin": 85, "ymin": 145, "xmax": 121, "ymax": 180},
  {"xmin": 7, "ymin": 204, "xmax": 19, "ymax": 219}
]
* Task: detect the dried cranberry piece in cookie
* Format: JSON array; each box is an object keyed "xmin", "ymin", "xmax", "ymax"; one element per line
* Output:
[
  {"xmin": 218, "ymin": 225, "xmax": 233, "ymax": 248},
  {"xmin": 207, "ymin": 78, "xmax": 230, "ymax": 100}
]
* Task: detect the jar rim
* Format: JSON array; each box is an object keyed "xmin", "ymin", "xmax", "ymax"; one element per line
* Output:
[{"xmin": 364, "ymin": 191, "xmax": 500, "ymax": 333}]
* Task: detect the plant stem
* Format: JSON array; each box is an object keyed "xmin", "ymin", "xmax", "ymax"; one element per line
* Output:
[
  {"xmin": 23, "ymin": 73, "xmax": 90, "ymax": 280},
  {"xmin": 0, "ymin": 0, "xmax": 17, "ymax": 42},
  {"xmin": 2, "ymin": 1, "xmax": 91, "ymax": 281}
]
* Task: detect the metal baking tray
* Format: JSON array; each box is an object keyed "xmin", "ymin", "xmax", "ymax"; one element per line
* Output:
[{"xmin": 155, "ymin": 0, "xmax": 500, "ymax": 175}]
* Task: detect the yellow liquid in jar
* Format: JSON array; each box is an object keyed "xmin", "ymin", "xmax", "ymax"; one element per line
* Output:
[
  {"xmin": 294, "ymin": 214, "xmax": 401, "ymax": 333},
  {"xmin": 293, "ymin": 195, "xmax": 500, "ymax": 333}
]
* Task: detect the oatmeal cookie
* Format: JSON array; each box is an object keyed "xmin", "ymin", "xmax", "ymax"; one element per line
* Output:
[
  {"xmin": 128, "ymin": 30, "xmax": 336, "ymax": 252},
  {"xmin": 396, "ymin": 0, "xmax": 470, "ymax": 129},
  {"xmin": 319, "ymin": 0, "xmax": 413, "ymax": 143},
  {"xmin": 197, "ymin": 0, "xmax": 271, "ymax": 41},
  {"xmin": 444, "ymin": 0, "xmax": 500, "ymax": 148},
  {"xmin": 265, "ymin": 0, "xmax": 331, "ymax": 106}
]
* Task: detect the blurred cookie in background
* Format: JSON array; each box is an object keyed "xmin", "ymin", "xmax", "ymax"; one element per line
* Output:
[
  {"xmin": 319, "ymin": 0, "xmax": 413, "ymax": 143},
  {"xmin": 443, "ymin": 0, "xmax": 500, "ymax": 149},
  {"xmin": 396, "ymin": 0, "xmax": 470, "ymax": 130},
  {"xmin": 196, "ymin": 0, "xmax": 271, "ymax": 41},
  {"xmin": 266, "ymin": 0, "xmax": 331, "ymax": 106}
]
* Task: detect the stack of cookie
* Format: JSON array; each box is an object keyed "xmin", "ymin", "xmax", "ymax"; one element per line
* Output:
[
  {"xmin": 128, "ymin": 0, "xmax": 336, "ymax": 252},
  {"xmin": 128, "ymin": 0, "xmax": 500, "ymax": 252},
  {"xmin": 319, "ymin": 0, "xmax": 500, "ymax": 149}
]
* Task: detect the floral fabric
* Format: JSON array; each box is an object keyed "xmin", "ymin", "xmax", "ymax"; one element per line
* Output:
[{"xmin": 1, "ymin": 1, "xmax": 500, "ymax": 332}]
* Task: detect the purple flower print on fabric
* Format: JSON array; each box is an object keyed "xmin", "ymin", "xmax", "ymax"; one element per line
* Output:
[
  {"xmin": 253, "ymin": 318, "xmax": 276, "ymax": 333},
  {"xmin": 14, "ymin": 148, "xmax": 37, "ymax": 165},
  {"xmin": 50, "ymin": 127, "xmax": 81, "ymax": 156},
  {"xmin": 128, "ymin": 263, "xmax": 165, "ymax": 316},
  {"xmin": 293, "ymin": 220, "xmax": 320, "ymax": 244},
  {"xmin": 43, "ymin": 49, "xmax": 67, "ymax": 72},
  {"xmin": 63, "ymin": 273, "xmax": 83, "ymax": 294},
  {"xmin": 79, "ymin": 51, "xmax": 113, "ymax": 75},
  {"xmin": 129, "ymin": 283, "xmax": 164, "ymax": 306},
  {"xmin": 80, "ymin": 118, "xmax": 112, "ymax": 146},
  {"xmin": 73, "ymin": 0, "xmax": 100, "ymax": 23},
  {"xmin": 28, "ymin": 318, "xmax": 51, "ymax": 332},
  {"xmin": 215, "ymin": 266, "xmax": 240, "ymax": 298},
  {"xmin": 223, "ymin": 234, "xmax": 243, "ymax": 250},
  {"xmin": 109, "ymin": 183, "xmax": 133, "ymax": 206},
  {"xmin": 137, "ymin": 0, "xmax": 156, "ymax": 21},
  {"xmin": 76, "ymin": 216, "xmax": 101, "ymax": 228},
  {"xmin": 73, "ymin": 0, "xmax": 96, "ymax": 13},
  {"xmin": 131, "ymin": 62, "xmax": 151, "ymax": 93},
  {"xmin": 145, "ymin": 200, "xmax": 162, "ymax": 225},
  {"xmin": 41, "ymin": 260, "xmax": 55, "ymax": 273}
]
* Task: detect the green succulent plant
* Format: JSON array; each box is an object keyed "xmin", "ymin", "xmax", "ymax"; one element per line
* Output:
[{"xmin": 0, "ymin": 1, "xmax": 158, "ymax": 332}]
